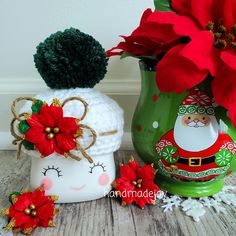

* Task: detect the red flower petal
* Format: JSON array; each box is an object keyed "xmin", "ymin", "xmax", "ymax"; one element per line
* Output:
[
  {"xmin": 39, "ymin": 105, "xmax": 63, "ymax": 127},
  {"xmin": 221, "ymin": 49, "xmax": 236, "ymax": 71},
  {"xmin": 37, "ymin": 202, "xmax": 54, "ymax": 221},
  {"xmin": 179, "ymin": 31, "xmax": 218, "ymax": 76},
  {"xmin": 31, "ymin": 189, "xmax": 51, "ymax": 208},
  {"xmin": 220, "ymin": 0, "xmax": 236, "ymax": 30},
  {"xmin": 171, "ymin": 0, "xmax": 213, "ymax": 28},
  {"xmin": 156, "ymin": 44, "xmax": 209, "ymax": 93},
  {"xmin": 147, "ymin": 11, "xmax": 200, "ymax": 38},
  {"xmin": 13, "ymin": 193, "xmax": 33, "ymax": 211},
  {"xmin": 137, "ymin": 165, "xmax": 155, "ymax": 181},
  {"xmin": 58, "ymin": 117, "xmax": 78, "ymax": 134},
  {"xmin": 212, "ymin": 64, "xmax": 236, "ymax": 127},
  {"xmin": 119, "ymin": 165, "xmax": 137, "ymax": 181},
  {"xmin": 20, "ymin": 218, "xmax": 39, "ymax": 231},
  {"xmin": 35, "ymin": 139, "xmax": 55, "ymax": 157},
  {"xmin": 12, "ymin": 212, "xmax": 32, "ymax": 227},
  {"xmin": 55, "ymin": 133, "xmax": 76, "ymax": 153},
  {"xmin": 7, "ymin": 206, "xmax": 17, "ymax": 218},
  {"xmin": 140, "ymin": 8, "xmax": 153, "ymax": 26},
  {"xmin": 27, "ymin": 114, "xmax": 44, "ymax": 129},
  {"xmin": 25, "ymin": 127, "xmax": 46, "ymax": 144}
]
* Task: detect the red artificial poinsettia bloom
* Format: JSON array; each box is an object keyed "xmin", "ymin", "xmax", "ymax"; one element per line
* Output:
[
  {"xmin": 25, "ymin": 100, "xmax": 79, "ymax": 157},
  {"xmin": 107, "ymin": 0, "xmax": 236, "ymax": 126},
  {"xmin": 106, "ymin": 8, "xmax": 181, "ymax": 58},
  {"xmin": 147, "ymin": 0, "xmax": 236, "ymax": 126},
  {"xmin": 112, "ymin": 158, "xmax": 159, "ymax": 209},
  {"xmin": 1, "ymin": 187, "xmax": 58, "ymax": 235}
]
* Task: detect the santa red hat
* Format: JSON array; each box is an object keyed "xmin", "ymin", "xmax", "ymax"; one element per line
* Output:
[{"xmin": 178, "ymin": 88, "xmax": 215, "ymax": 116}]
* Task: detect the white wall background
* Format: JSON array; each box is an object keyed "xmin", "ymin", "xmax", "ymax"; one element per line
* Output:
[{"xmin": 0, "ymin": 0, "xmax": 155, "ymax": 149}]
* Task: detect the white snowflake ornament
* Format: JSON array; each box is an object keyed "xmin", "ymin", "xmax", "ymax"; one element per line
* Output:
[
  {"xmin": 159, "ymin": 185, "xmax": 236, "ymax": 222},
  {"xmin": 181, "ymin": 199, "xmax": 206, "ymax": 222},
  {"xmin": 162, "ymin": 195, "xmax": 181, "ymax": 212}
]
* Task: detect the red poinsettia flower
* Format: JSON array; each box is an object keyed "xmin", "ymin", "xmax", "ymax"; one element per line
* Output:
[
  {"xmin": 112, "ymin": 158, "xmax": 159, "ymax": 209},
  {"xmin": 1, "ymin": 187, "xmax": 58, "ymax": 235},
  {"xmin": 25, "ymin": 100, "xmax": 79, "ymax": 157},
  {"xmin": 107, "ymin": 0, "xmax": 236, "ymax": 126},
  {"xmin": 152, "ymin": 0, "xmax": 236, "ymax": 124},
  {"xmin": 106, "ymin": 9, "xmax": 181, "ymax": 58}
]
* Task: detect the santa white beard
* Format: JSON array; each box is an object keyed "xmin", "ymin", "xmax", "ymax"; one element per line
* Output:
[{"xmin": 173, "ymin": 115, "xmax": 219, "ymax": 152}]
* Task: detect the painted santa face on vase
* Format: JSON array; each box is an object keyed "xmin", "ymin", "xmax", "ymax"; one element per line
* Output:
[
  {"xmin": 30, "ymin": 153, "xmax": 115, "ymax": 203},
  {"xmin": 174, "ymin": 113, "xmax": 219, "ymax": 152}
]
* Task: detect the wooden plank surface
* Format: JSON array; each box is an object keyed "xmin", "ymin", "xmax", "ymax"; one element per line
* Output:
[{"xmin": 0, "ymin": 150, "xmax": 236, "ymax": 236}]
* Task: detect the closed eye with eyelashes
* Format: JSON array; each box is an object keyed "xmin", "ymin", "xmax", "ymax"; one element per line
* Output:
[
  {"xmin": 42, "ymin": 165, "xmax": 63, "ymax": 177},
  {"xmin": 89, "ymin": 162, "xmax": 106, "ymax": 173}
]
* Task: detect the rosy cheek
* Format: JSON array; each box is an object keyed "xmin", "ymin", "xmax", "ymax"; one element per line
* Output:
[
  {"xmin": 185, "ymin": 119, "xmax": 191, "ymax": 124},
  {"xmin": 40, "ymin": 178, "xmax": 53, "ymax": 191},
  {"xmin": 98, "ymin": 173, "xmax": 110, "ymax": 186}
]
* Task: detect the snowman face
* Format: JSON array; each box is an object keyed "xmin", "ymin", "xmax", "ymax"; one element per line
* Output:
[{"xmin": 30, "ymin": 153, "xmax": 115, "ymax": 203}]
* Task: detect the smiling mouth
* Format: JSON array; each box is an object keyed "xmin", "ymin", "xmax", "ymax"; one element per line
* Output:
[{"xmin": 70, "ymin": 185, "xmax": 86, "ymax": 191}]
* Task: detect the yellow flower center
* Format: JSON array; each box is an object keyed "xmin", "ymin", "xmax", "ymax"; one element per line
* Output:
[
  {"xmin": 206, "ymin": 21, "xmax": 236, "ymax": 49},
  {"xmin": 24, "ymin": 204, "xmax": 37, "ymax": 217},
  {"xmin": 131, "ymin": 179, "xmax": 142, "ymax": 188},
  {"xmin": 45, "ymin": 127, "xmax": 60, "ymax": 139}
]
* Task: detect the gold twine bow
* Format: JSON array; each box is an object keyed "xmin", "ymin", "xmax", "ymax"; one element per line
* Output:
[{"xmin": 10, "ymin": 96, "xmax": 97, "ymax": 163}]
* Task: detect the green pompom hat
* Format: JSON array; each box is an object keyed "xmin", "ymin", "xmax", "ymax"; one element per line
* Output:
[{"xmin": 34, "ymin": 28, "xmax": 108, "ymax": 89}]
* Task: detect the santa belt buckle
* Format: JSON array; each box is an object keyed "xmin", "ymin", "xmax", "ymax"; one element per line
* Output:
[{"xmin": 189, "ymin": 157, "xmax": 202, "ymax": 166}]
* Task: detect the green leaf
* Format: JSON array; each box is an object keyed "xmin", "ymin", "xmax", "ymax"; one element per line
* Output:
[
  {"xmin": 31, "ymin": 99, "xmax": 44, "ymax": 114},
  {"xmin": 18, "ymin": 120, "xmax": 30, "ymax": 134},
  {"xmin": 120, "ymin": 52, "xmax": 133, "ymax": 59},
  {"xmin": 22, "ymin": 140, "xmax": 35, "ymax": 150},
  {"xmin": 154, "ymin": 0, "xmax": 172, "ymax": 12},
  {"xmin": 9, "ymin": 192, "xmax": 21, "ymax": 204}
]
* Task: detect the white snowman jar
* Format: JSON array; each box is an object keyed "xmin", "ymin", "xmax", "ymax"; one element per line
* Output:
[{"xmin": 10, "ymin": 28, "xmax": 124, "ymax": 203}]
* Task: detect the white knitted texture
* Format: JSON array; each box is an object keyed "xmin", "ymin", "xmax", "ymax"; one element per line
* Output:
[{"xmin": 20, "ymin": 88, "xmax": 124, "ymax": 157}]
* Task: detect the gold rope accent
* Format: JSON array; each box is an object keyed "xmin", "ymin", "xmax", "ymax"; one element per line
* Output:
[
  {"xmin": 99, "ymin": 130, "xmax": 118, "ymax": 136},
  {"xmin": 0, "ymin": 208, "xmax": 9, "ymax": 216},
  {"xmin": 61, "ymin": 96, "xmax": 88, "ymax": 121},
  {"xmin": 78, "ymin": 124, "xmax": 97, "ymax": 150},
  {"xmin": 11, "ymin": 97, "xmax": 36, "ymax": 120},
  {"xmin": 10, "ymin": 113, "xmax": 29, "ymax": 160},
  {"xmin": 4, "ymin": 219, "xmax": 15, "ymax": 231},
  {"xmin": 76, "ymin": 142, "xmax": 93, "ymax": 163},
  {"xmin": 66, "ymin": 152, "xmax": 82, "ymax": 161}
]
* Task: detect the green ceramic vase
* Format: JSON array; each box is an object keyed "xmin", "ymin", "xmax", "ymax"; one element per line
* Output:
[{"xmin": 132, "ymin": 60, "xmax": 236, "ymax": 197}]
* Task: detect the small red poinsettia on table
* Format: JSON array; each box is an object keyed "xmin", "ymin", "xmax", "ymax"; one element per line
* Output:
[
  {"xmin": 112, "ymin": 157, "xmax": 160, "ymax": 209},
  {"xmin": 0, "ymin": 187, "xmax": 59, "ymax": 235},
  {"xmin": 107, "ymin": 0, "xmax": 236, "ymax": 128}
]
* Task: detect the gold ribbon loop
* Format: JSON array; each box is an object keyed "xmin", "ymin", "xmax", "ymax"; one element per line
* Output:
[
  {"xmin": 61, "ymin": 96, "xmax": 88, "ymax": 121},
  {"xmin": 11, "ymin": 97, "xmax": 36, "ymax": 121}
]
